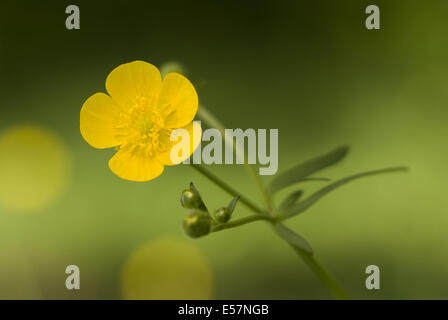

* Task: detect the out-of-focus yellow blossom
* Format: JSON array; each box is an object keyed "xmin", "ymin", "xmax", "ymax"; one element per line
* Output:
[
  {"xmin": 80, "ymin": 61, "xmax": 201, "ymax": 182},
  {"xmin": 0, "ymin": 125, "xmax": 70, "ymax": 212},
  {"xmin": 121, "ymin": 237, "xmax": 213, "ymax": 299}
]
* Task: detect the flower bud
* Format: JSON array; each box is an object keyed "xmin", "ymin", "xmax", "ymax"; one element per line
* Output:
[
  {"xmin": 160, "ymin": 61, "xmax": 187, "ymax": 78},
  {"xmin": 180, "ymin": 189, "xmax": 202, "ymax": 209},
  {"xmin": 182, "ymin": 210, "xmax": 212, "ymax": 238},
  {"xmin": 213, "ymin": 207, "xmax": 231, "ymax": 224}
]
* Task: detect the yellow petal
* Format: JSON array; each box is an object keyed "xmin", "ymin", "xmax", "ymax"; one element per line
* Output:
[
  {"xmin": 106, "ymin": 61, "xmax": 162, "ymax": 107},
  {"xmin": 157, "ymin": 121, "xmax": 202, "ymax": 166},
  {"xmin": 80, "ymin": 93, "xmax": 123, "ymax": 149},
  {"xmin": 109, "ymin": 149, "xmax": 164, "ymax": 182},
  {"xmin": 158, "ymin": 73, "xmax": 198, "ymax": 128}
]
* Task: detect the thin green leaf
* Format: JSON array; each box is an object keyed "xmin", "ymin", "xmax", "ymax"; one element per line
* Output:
[
  {"xmin": 278, "ymin": 167, "xmax": 408, "ymax": 220},
  {"xmin": 273, "ymin": 223, "xmax": 313, "ymax": 254},
  {"xmin": 226, "ymin": 196, "xmax": 240, "ymax": 214},
  {"xmin": 267, "ymin": 146, "xmax": 349, "ymax": 194},
  {"xmin": 278, "ymin": 190, "xmax": 304, "ymax": 212}
]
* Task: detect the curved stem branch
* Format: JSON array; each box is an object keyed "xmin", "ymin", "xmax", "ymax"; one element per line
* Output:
[
  {"xmin": 190, "ymin": 164, "xmax": 265, "ymax": 214},
  {"xmin": 197, "ymin": 105, "xmax": 272, "ymax": 210},
  {"xmin": 212, "ymin": 214, "xmax": 275, "ymax": 232},
  {"xmin": 195, "ymin": 104, "xmax": 348, "ymax": 299}
]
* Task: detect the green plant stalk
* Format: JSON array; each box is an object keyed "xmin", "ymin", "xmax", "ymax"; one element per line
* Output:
[
  {"xmin": 190, "ymin": 164, "xmax": 264, "ymax": 214},
  {"xmin": 191, "ymin": 162, "xmax": 348, "ymax": 299},
  {"xmin": 294, "ymin": 247, "xmax": 349, "ymax": 300},
  {"xmin": 197, "ymin": 106, "xmax": 272, "ymax": 210},
  {"xmin": 212, "ymin": 214, "xmax": 275, "ymax": 232},
  {"xmin": 194, "ymin": 105, "xmax": 348, "ymax": 299},
  {"xmin": 211, "ymin": 213, "xmax": 349, "ymax": 299}
]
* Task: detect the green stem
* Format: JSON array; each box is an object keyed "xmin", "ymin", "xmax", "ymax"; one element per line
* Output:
[
  {"xmin": 212, "ymin": 214, "xmax": 275, "ymax": 232},
  {"xmin": 294, "ymin": 248, "xmax": 349, "ymax": 300},
  {"xmin": 195, "ymin": 104, "xmax": 348, "ymax": 299},
  {"xmin": 190, "ymin": 164, "xmax": 265, "ymax": 214},
  {"xmin": 191, "ymin": 163, "xmax": 348, "ymax": 300},
  {"xmin": 197, "ymin": 105, "xmax": 271, "ymax": 210}
]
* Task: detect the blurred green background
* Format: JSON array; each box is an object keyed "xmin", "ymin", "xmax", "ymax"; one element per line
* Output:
[{"xmin": 0, "ymin": 0, "xmax": 447, "ymax": 299}]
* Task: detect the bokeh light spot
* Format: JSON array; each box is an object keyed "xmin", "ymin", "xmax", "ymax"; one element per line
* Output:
[
  {"xmin": 0, "ymin": 125, "xmax": 71, "ymax": 212},
  {"xmin": 121, "ymin": 237, "xmax": 213, "ymax": 300}
]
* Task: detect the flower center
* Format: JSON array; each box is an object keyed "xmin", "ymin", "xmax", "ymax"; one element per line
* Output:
[{"xmin": 115, "ymin": 96, "xmax": 167, "ymax": 157}]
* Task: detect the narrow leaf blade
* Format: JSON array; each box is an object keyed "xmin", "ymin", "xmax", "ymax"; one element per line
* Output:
[
  {"xmin": 279, "ymin": 166, "xmax": 409, "ymax": 220},
  {"xmin": 278, "ymin": 190, "xmax": 304, "ymax": 212},
  {"xmin": 273, "ymin": 223, "xmax": 313, "ymax": 254},
  {"xmin": 267, "ymin": 146, "xmax": 349, "ymax": 194}
]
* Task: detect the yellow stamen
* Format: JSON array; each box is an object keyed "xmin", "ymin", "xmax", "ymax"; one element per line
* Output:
[{"xmin": 114, "ymin": 96, "xmax": 166, "ymax": 157}]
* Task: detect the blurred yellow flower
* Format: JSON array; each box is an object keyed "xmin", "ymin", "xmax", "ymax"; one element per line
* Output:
[
  {"xmin": 0, "ymin": 125, "xmax": 71, "ymax": 212},
  {"xmin": 121, "ymin": 237, "xmax": 213, "ymax": 299},
  {"xmin": 80, "ymin": 61, "xmax": 201, "ymax": 182}
]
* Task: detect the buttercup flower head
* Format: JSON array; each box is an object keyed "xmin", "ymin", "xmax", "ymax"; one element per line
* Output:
[{"xmin": 80, "ymin": 61, "xmax": 201, "ymax": 181}]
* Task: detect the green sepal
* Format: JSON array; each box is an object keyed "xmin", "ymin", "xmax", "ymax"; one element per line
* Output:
[
  {"xmin": 226, "ymin": 196, "xmax": 240, "ymax": 215},
  {"xmin": 189, "ymin": 182, "xmax": 209, "ymax": 213}
]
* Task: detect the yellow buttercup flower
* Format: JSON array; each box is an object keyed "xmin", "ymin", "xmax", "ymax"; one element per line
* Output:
[{"xmin": 80, "ymin": 61, "xmax": 201, "ymax": 182}]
